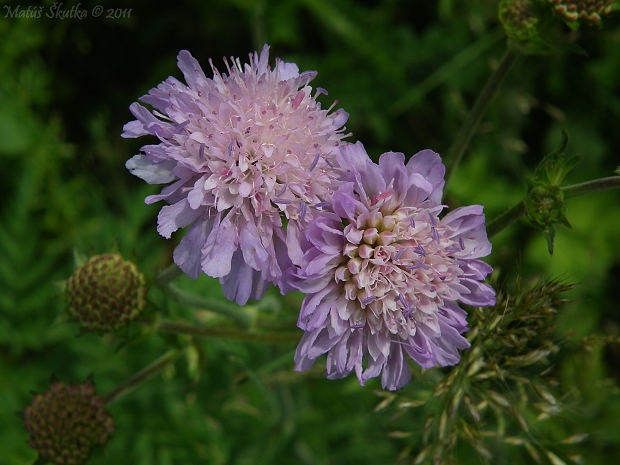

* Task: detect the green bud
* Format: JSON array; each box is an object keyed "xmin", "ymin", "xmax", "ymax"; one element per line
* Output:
[
  {"xmin": 525, "ymin": 129, "xmax": 578, "ymax": 254},
  {"xmin": 23, "ymin": 380, "xmax": 114, "ymax": 465},
  {"xmin": 66, "ymin": 254, "xmax": 146, "ymax": 333},
  {"xmin": 499, "ymin": 0, "xmax": 541, "ymax": 41},
  {"xmin": 525, "ymin": 183, "xmax": 571, "ymax": 254},
  {"xmin": 499, "ymin": 0, "xmax": 557, "ymax": 54}
]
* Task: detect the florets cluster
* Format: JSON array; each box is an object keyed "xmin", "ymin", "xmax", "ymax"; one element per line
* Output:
[
  {"xmin": 547, "ymin": 0, "xmax": 614, "ymax": 22},
  {"xmin": 66, "ymin": 254, "xmax": 146, "ymax": 333},
  {"xmin": 293, "ymin": 142, "xmax": 496, "ymax": 390},
  {"xmin": 23, "ymin": 380, "xmax": 114, "ymax": 465},
  {"xmin": 123, "ymin": 45, "xmax": 349, "ymax": 304}
]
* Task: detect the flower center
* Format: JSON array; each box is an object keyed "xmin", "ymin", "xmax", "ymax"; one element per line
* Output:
[{"xmin": 334, "ymin": 206, "xmax": 465, "ymax": 336}]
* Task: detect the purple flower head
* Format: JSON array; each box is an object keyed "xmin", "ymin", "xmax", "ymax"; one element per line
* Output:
[
  {"xmin": 123, "ymin": 45, "xmax": 349, "ymax": 304},
  {"xmin": 293, "ymin": 142, "xmax": 495, "ymax": 391}
]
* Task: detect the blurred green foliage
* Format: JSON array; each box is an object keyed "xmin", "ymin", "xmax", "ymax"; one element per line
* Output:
[{"xmin": 1, "ymin": 0, "xmax": 620, "ymax": 464}]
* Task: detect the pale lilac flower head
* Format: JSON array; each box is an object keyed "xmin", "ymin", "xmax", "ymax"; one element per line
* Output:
[
  {"xmin": 293, "ymin": 142, "xmax": 495, "ymax": 390},
  {"xmin": 123, "ymin": 45, "xmax": 349, "ymax": 304}
]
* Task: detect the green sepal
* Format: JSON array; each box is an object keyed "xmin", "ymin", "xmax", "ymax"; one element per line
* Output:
[
  {"xmin": 535, "ymin": 128, "xmax": 580, "ymax": 185},
  {"xmin": 543, "ymin": 225, "xmax": 556, "ymax": 255},
  {"xmin": 524, "ymin": 129, "xmax": 580, "ymax": 255},
  {"xmin": 72, "ymin": 248, "xmax": 89, "ymax": 268}
]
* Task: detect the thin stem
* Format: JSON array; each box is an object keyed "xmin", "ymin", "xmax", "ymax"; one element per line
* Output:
[
  {"xmin": 486, "ymin": 176, "xmax": 620, "ymax": 238},
  {"xmin": 155, "ymin": 262, "xmax": 184, "ymax": 287},
  {"xmin": 486, "ymin": 201, "xmax": 526, "ymax": 238},
  {"xmin": 562, "ymin": 176, "xmax": 620, "ymax": 199},
  {"xmin": 154, "ymin": 263, "xmax": 255, "ymax": 328},
  {"xmin": 445, "ymin": 48, "xmax": 519, "ymax": 188},
  {"xmin": 156, "ymin": 319, "xmax": 299, "ymax": 344},
  {"xmin": 103, "ymin": 349, "xmax": 183, "ymax": 405},
  {"xmin": 160, "ymin": 283, "xmax": 256, "ymax": 328}
]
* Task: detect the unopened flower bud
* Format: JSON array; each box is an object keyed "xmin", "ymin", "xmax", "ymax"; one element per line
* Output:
[
  {"xmin": 23, "ymin": 380, "xmax": 114, "ymax": 465},
  {"xmin": 499, "ymin": 0, "xmax": 541, "ymax": 41},
  {"xmin": 66, "ymin": 254, "xmax": 146, "ymax": 333},
  {"xmin": 547, "ymin": 0, "xmax": 614, "ymax": 23}
]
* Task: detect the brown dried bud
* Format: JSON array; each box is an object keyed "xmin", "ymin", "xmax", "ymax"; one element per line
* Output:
[{"xmin": 23, "ymin": 380, "xmax": 114, "ymax": 465}]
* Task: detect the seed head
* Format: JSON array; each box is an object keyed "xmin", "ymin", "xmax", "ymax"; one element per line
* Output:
[
  {"xmin": 23, "ymin": 380, "xmax": 114, "ymax": 465},
  {"xmin": 66, "ymin": 254, "xmax": 146, "ymax": 333}
]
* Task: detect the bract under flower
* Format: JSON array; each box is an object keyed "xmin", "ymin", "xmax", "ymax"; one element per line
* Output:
[
  {"xmin": 293, "ymin": 142, "xmax": 496, "ymax": 390},
  {"xmin": 123, "ymin": 45, "xmax": 349, "ymax": 304}
]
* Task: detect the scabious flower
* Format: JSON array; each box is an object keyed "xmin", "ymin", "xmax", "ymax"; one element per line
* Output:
[
  {"xmin": 123, "ymin": 45, "xmax": 349, "ymax": 304},
  {"xmin": 293, "ymin": 142, "xmax": 496, "ymax": 390}
]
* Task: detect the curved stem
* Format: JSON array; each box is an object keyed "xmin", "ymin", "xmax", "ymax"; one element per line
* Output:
[
  {"xmin": 156, "ymin": 319, "xmax": 299, "ymax": 344},
  {"xmin": 155, "ymin": 262, "xmax": 184, "ymax": 287},
  {"xmin": 487, "ymin": 176, "xmax": 620, "ymax": 238},
  {"xmin": 103, "ymin": 349, "xmax": 183, "ymax": 406},
  {"xmin": 445, "ymin": 48, "xmax": 519, "ymax": 188},
  {"xmin": 161, "ymin": 283, "xmax": 256, "ymax": 328},
  {"xmin": 154, "ymin": 263, "xmax": 255, "ymax": 328},
  {"xmin": 486, "ymin": 201, "xmax": 526, "ymax": 238}
]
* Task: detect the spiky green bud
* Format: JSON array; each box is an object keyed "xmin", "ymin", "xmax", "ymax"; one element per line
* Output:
[
  {"xmin": 23, "ymin": 380, "xmax": 114, "ymax": 465},
  {"xmin": 66, "ymin": 254, "xmax": 146, "ymax": 333},
  {"xmin": 499, "ymin": 0, "xmax": 541, "ymax": 41}
]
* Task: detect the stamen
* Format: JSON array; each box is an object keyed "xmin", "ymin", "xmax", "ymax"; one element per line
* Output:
[
  {"xmin": 410, "ymin": 218, "xmax": 416, "ymax": 228},
  {"xmin": 198, "ymin": 143, "xmax": 205, "ymax": 159},
  {"xmin": 276, "ymin": 183, "xmax": 287, "ymax": 197},
  {"xmin": 324, "ymin": 158, "xmax": 334, "ymax": 168},
  {"xmin": 459, "ymin": 237, "xmax": 465, "ymax": 250},
  {"xmin": 309, "ymin": 153, "xmax": 320, "ymax": 171},
  {"xmin": 394, "ymin": 248, "xmax": 405, "ymax": 261},
  {"xmin": 175, "ymin": 120, "xmax": 191, "ymax": 133},
  {"xmin": 407, "ymin": 261, "xmax": 429, "ymax": 271},
  {"xmin": 431, "ymin": 227, "xmax": 440, "ymax": 244},
  {"xmin": 350, "ymin": 324, "xmax": 365, "ymax": 329},
  {"xmin": 297, "ymin": 202, "xmax": 308, "ymax": 222},
  {"xmin": 428, "ymin": 213, "xmax": 437, "ymax": 227},
  {"xmin": 272, "ymin": 198, "xmax": 292, "ymax": 205},
  {"xmin": 227, "ymin": 139, "xmax": 235, "ymax": 157},
  {"xmin": 361, "ymin": 296, "xmax": 376, "ymax": 306},
  {"xmin": 414, "ymin": 246, "xmax": 426, "ymax": 257},
  {"xmin": 313, "ymin": 201, "xmax": 331, "ymax": 209}
]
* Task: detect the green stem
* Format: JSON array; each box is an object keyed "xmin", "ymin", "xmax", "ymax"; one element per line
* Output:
[
  {"xmin": 155, "ymin": 263, "xmax": 255, "ymax": 328},
  {"xmin": 562, "ymin": 176, "xmax": 620, "ymax": 199},
  {"xmin": 156, "ymin": 319, "xmax": 299, "ymax": 344},
  {"xmin": 487, "ymin": 176, "xmax": 620, "ymax": 238},
  {"xmin": 155, "ymin": 262, "xmax": 184, "ymax": 287},
  {"xmin": 103, "ymin": 349, "xmax": 183, "ymax": 405},
  {"xmin": 445, "ymin": 48, "xmax": 519, "ymax": 188}
]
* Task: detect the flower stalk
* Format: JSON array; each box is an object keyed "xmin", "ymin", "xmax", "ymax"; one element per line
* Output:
[
  {"xmin": 445, "ymin": 48, "xmax": 519, "ymax": 187},
  {"xmin": 155, "ymin": 264, "xmax": 256, "ymax": 328},
  {"xmin": 103, "ymin": 349, "xmax": 183, "ymax": 406},
  {"xmin": 487, "ymin": 176, "xmax": 620, "ymax": 237},
  {"xmin": 156, "ymin": 319, "xmax": 299, "ymax": 343}
]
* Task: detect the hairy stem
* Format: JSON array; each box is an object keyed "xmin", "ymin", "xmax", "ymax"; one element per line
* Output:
[
  {"xmin": 445, "ymin": 48, "xmax": 519, "ymax": 188},
  {"xmin": 155, "ymin": 263, "xmax": 255, "ymax": 328},
  {"xmin": 103, "ymin": 349, "xmax": 183, "ymax": 405},
  {"xmin": 487, "ymin": 176, "xmax": 620, "ymax": 238},
  {"xmin": 156, "ymin": 319, "xmax": 299, "ymax": 344}
]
